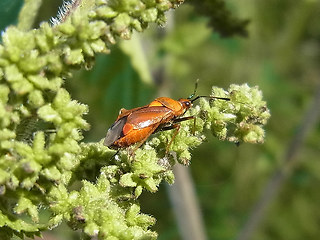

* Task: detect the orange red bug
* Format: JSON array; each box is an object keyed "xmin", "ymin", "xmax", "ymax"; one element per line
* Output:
[{"xmin": 104, "ymin": 84, "xmax": 229, "ymax": 151}]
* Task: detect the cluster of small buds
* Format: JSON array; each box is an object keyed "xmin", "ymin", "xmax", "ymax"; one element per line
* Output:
[
  {"xmin": 0, "ymin": 0, "xmax": 186, "ymax": 239},
  {"xmin": 0, "ymin": 0, "xmax": 270, "ymax": 239}
]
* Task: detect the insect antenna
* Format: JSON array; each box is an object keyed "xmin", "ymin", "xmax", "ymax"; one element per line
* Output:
[
  {"xmin": 188, "ymin": 79, "xmax": 230, "ymax": 103},
  {"xmin": 187, "ymin": 79, "xmax": 200, "ymax": 100},
  {"xmin": 191, "ymin": 95, "xmax": 230, "ymax": 103}
]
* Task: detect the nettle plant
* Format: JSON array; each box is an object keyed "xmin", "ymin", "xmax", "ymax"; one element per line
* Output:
[{"xmin": 0, "ymin": 0, "xmax": 270, "ymax": 239}]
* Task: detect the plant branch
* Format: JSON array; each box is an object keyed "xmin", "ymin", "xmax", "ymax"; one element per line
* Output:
[
  {"xmin": 0, "ymin": 0, "xmax": 270, "ymax": 239},
  {"xmin": 167, "ymin": 165, "xmax": 207, "ymax": 240},
  {"xmin": 17, "ymin": 0, "xmax": 43, "ymax": 31}
]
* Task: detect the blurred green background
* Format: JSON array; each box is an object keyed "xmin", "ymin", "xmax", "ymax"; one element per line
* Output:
[{"xmin": 2, "ymin": 0, "xmax": 320, "ymax": 239}]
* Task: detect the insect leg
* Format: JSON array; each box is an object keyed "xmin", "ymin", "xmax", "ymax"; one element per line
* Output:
[
  {"xmin": 161, "ymin": 116, "xmax": 196, "ymax": 153},
  {"xmin": 110, "ymin": 149, "xmax": 120, "ymax": 160},
  {"xmin": 192, "ymin": 117, "xmax": 196, "ymax": 135},
  {"xmin": 174, "ymin": 116, "xmax": 197, "ymax": 135},
  {"xmin": 160, "ymin": 116, "xmax": 195, "ymax": 131},
  {"xmin": 129, "ymin": 122, "xmax": 163, "ymax": 160},
  {"xmin": 179, "ymin": 116, "xmax": 196, "ymax": 135},
  {"xmin": 165, "ymin": 123, "xmax": 180, "ymax": 154},
  {"xmin": 173, "ymin": 116, "xmax": 194, "ymax": 123}
]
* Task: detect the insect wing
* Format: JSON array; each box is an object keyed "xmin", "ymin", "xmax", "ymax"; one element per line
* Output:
[
  {"xmin": 104, "ymin": 116, "xmax": 127, "ymax": 147},
  {"xmin": 127, "ymin": 106, "xmax": 173, "ymax": 129},
  {"xmin": 116, "ymin": 106, "xmax": 147, "ymax": 120}
]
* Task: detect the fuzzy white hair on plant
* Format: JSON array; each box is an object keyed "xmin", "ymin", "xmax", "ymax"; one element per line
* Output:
[{"xmin": 50, "ymin": 0, "xmax": 81, "ymax": 25}]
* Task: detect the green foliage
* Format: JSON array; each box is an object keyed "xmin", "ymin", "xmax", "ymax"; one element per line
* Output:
[
  {"xmin": 17, "ymin": 0, "xmax": 43, "ymax": 31},
  {"xmin": 0, "ymin": 0, "xmax": 270, "ymax": 239},
  {"xmin": 48, "ymin": 164, "xmax": 157, "ymax": 239},
  {"xmin": 0, "ymin": 0, "xmax": 23, "ymax": 32},
  {"xmin": 151, "ymin": 84, "xmax": 270, "ymax": 165},
  {"xmin": 188, "ymin": 0, "xmax": 249, "ymax": 37},
  {"xmin": 149, "ymin": 1, "xmax": 320, "ymax": 240}
]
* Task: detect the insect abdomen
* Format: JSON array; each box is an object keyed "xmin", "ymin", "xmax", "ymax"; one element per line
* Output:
[{"xmin": 111, "ymin": 126, "xmax": 155, "ymax": 148}]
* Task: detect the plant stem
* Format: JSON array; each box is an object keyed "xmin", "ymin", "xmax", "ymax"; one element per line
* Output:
[
  {"xmin": 17, "ymin": 0, "xmax": 43, "ymax": 31},
  {"xmin": 167, "ymin": 165, "xmax": 208, "ymax": 240}
]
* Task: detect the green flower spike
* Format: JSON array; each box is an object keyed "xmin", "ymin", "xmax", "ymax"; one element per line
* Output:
[{"xmin": 0, "ymin": 0, "xmax": 268, "ymax": 239}]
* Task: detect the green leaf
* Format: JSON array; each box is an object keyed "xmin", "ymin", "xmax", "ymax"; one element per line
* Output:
[
  {"xmin": 0, "ymin": 210, "xmax": 39, "ymax": 232},
  {"xmin": 162, "ymin": 20, "xmax": 211, "ymax": 55},
  {"xmin": 0, "ymin": 85, "xmax": 10, "ymax": 102},
  {"xmin": 38, "ymin": 104, "xmax": 62, "ymax": 124},
  {"xmin": 28, "ymin": 90, "xmax": 44, "ymax": 107},
  {"xmin": 119, "ymin": 33, "xmax": 153, "ymax": 85},
  {"xmin": 17, "ymin": 0, "xmax": 42, "ymax": 31},
  {"xmin": 188, "ymin": 0, "xmax": 249, "ymax": 37},
  {"xmin": 14, "ymin": 197, "xmax": 39, "ymax": 223},
  {"xmin": 41, "ymin": 166, "xmax": 61, "ymax": 181},
  {"xmin": 0, "ymin": 0, "xmax": 23, "ymax": 32},
  {"xmin": 120, "ymin": 173, "xmax": 137, "ymax": 187},
  {"xmin": 0, "ymin": 169, "xmax": 10, "ymax": 185}
]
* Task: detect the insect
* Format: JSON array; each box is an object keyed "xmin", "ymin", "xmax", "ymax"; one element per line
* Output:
[{"xmin": 104, "ymin": 83, "xmax": 230, "ymax": 151}]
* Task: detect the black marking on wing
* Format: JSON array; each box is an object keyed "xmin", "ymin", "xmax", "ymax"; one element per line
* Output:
[{"xmin": 104, "ymin": 116, "xmax": 127, "ymax": 147}]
